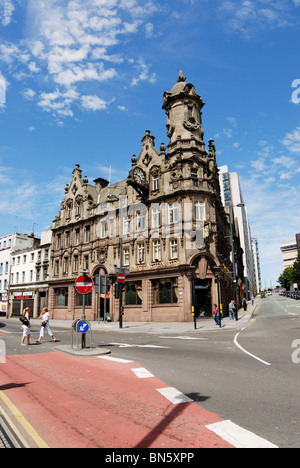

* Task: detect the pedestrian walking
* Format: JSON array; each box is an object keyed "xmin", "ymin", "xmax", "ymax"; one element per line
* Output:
[
  {"xmin": 37, "ymin": 307, "xmax": 56, "ymax": 344},
  {"xmin": 213, "ymin": 304, "xmax": 220, "ymax": 326},
  {"xmin": 21, "ymin": 307, "xmax": 31, "ymax": 346},
  {"xmin": 242, "ymin": 298, "xmax": 247, "ymax": 311},
  {"xmin": 233, "ymin": 301, "xmax": 238, "ymax": 321},
  {"xmin": 251, "ymin": 295, "xmax": 254, "ymax": 306},
  {"xmin": 229, "ymin": 300, "xmax": 235, "ymax": 320}
]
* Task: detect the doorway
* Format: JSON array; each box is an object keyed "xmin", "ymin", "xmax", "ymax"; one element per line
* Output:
[{"xmin": 194, "ymin": 279, "xmax": 212, "ymax": 318}]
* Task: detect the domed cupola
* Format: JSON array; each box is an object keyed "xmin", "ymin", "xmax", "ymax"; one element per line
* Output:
[{"xmin": 162, "ymin": 71, "xmax": 206, "ymax": 157}]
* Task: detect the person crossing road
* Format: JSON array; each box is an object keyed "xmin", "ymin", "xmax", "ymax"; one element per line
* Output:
[{"xmin": 36, "ymin": 307, "xmax": 57, "ymax": 344}]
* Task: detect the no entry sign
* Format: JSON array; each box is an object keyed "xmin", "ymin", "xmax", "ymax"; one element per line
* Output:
[
  {"xmin": 75, "ymin": 275, "xmax": 94, "ymax": 294},
  {"xmin": 117, "ymin": 272, "xmax": 126, "ymax": 284}
]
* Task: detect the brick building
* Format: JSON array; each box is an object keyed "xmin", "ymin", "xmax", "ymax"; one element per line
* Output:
[{"xmin": 48, "ymin": 72, "xmax": 236, "ymax": 322}]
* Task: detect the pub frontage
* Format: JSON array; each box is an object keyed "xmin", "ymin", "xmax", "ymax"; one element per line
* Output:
[{"xmin": 48, "ymin": 73, "xmax": 241, "ymax": 322}]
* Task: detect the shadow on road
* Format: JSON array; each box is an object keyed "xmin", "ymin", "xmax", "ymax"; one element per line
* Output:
[
  {"xmin": 0, "ymin": 382, "xmax": 32, "ymax": 391},
  {"xmin": 134, "ymin": 392, "xmax": 210, "ymax": 448}
]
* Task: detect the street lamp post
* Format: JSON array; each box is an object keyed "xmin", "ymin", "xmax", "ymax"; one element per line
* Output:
[
  {"xmin": 108, "ymin": 193, "xmax": 125, "ymax": 329},
  {"xmin": 215, "ymin": 273, "xmax": 221, "ymax": 328},
  {"xmin": 119, "ymin": 195, "xmax": 124, "ymax": 329}
]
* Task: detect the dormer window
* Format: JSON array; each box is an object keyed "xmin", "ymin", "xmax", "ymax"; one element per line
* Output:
[
  {"xmin": 66, "ymin": 202, "xmax": 72, "ymax": 219},
  {"xmin": 153, "ymin": 173, "xmax": 159, "ymax": 191},
  {"xmin": 76, "ymin": 199, "xmax": 82, "ymax": 217}
]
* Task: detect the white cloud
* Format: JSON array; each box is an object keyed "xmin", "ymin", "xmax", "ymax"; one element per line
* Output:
[
  {"xmin": 0, "ymin": 0, "xmax": 14, "ymax": 27},
  {"xmin": 37, "ymin": 89, "xmax": 79, "ymax": 117},
  {"xmin": 131, "ymin": 58, "xmax": 156, "ymax": 86},
  {"xmin": 218, "ymin": 0, "xmax": 298, "ymax": 37},
  {"xmin": 1, "ymin": 0, "xmax": 160, "ymax": 119},
  {"xmin": 273, "ymin": 155, "xmax": 297, "ymax": 168},
  {"xmin": 145, "ymin": 22, "xmax": 154, "ymax": 38},
  {"xmin": 0, "ymin": 163, "xmax": 39, "ymax": 219},
  {"xmin": 81, "ymin": 95, "xmax": 108, "ymax": 111},
  {"xmin": 282, "ymin": 126, "xmax": 300, "ymax": 154},
  {"xmin": 22, "ymin": 88, "xmax": 36, "ymax": 100}
]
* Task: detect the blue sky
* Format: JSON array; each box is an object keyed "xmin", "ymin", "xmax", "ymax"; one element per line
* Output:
[{"xmin": 0, "ymin": 0, "xmax": 300, "ymax": 288}]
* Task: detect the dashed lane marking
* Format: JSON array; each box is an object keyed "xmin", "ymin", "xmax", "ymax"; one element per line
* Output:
[
  {"xmin": 131, "ymin": 367, "xmax": 155, "ymax": 379},
  {"xmin": 97, "ymin": 357, "xmax": 278, "ymax": 448},
  {"xmin": 97, "ymin": 356, "xmax": 134, "ymax": 364},
  {"xmin": 156, "ymin": 387, "xmax": 193, "ymax": 404},
  {"xmin": 206, "ymin": 420, "xmax": 278, "ymax": 449}
]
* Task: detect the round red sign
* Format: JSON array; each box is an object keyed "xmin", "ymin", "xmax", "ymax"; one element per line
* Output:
[
  {"xmin": 117, "ymin": 272, "xmax": 126, "ymax": 284},
  {"xmin": 75, "ymin": 275, "xmax": 94, "ymax": 294}
]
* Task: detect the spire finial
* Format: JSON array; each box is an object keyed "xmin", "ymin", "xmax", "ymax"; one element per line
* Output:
[{"xmin": 177, "ymin": 70, "xmax": 186, "ymax": 83}]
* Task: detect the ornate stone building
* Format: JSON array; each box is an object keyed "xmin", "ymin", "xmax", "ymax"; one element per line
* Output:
[{"xmin": 48, "ymin": 72, "xmax": 235, "ymax": 322}]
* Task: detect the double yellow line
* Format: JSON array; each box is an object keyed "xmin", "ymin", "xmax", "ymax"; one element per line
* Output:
[{"xmin": 0, "ymin": 390, "xmax": 49, "ymax": 448}]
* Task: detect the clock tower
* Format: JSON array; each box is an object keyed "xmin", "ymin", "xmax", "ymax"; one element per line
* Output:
[{"xmin": 162, "ymin": 70, "xmax": 206, "ymax": 158}]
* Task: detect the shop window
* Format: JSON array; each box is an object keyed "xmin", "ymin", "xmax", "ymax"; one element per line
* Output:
[
  {"xmin": 76, "ymin": 292, "xmax": 92, "ymax": 307},
  {"xmin": 152, "ymin": 278, "xmax": 178, "ymax": 305},
  {"xmin": 56, "ymin": 288, "xmax": 68, "ymax": 307},
  {"xmin": 124, "ymin": 281, "xmax": 142, "ymax": 306}
]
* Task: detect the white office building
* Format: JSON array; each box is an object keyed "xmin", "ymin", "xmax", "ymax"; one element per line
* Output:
[
  {"xmin": 219, "ymin": 165, "xmax": 257, "ymax": 299},
  {"xmin": 8, "ymin": 229, "xmax": 52, "ymax": 318},
  {"xmin": 0, "ymin": 233, "xmax": 38, "ymax": 315},
  {"xmin": 252, "ymin": 238, "xmax": 262, "ymax": 293}
]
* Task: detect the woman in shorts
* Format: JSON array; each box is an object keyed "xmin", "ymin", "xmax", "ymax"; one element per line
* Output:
[{"xmin": 21, "ymin": 307, "xmax": 31, "ymax": 346}]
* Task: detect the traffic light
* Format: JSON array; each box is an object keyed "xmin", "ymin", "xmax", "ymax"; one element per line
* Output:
[{"xmin": 114, "ymin": 283, "xmax": 120, "ymax": 299}]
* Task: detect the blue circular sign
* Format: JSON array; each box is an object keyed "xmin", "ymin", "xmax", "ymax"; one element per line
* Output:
[{"xmin": 78, "ymin": 321, "xmax": 90, "ymax": 334}]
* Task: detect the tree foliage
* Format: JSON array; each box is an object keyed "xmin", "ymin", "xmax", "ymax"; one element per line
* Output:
[{"xmin": 278, "ymin": 254, "xmax": 300, "ymax": 289}]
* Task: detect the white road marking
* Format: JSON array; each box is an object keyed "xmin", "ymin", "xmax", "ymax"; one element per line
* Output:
[
  {"xmin": 97, "ymin": 356, "xmax": 133, "ymax": 364},
  {"xmin": 109, "ymin": 342, "xmax": 169, "ymax": 349},
  {"xmin": 271, "ymin": 296, "xmax": 287, "ymax": 313},
  {"xmin": 206, "ymin": 420, "xmax": 278, "ymax": 448},
  {"xmin": 234, "ymin": 329, "xmax": 271, "ymax": 366},
  {"xmin": 157, "ymin": 387, "xmax": 193, "ymax": 404},
  {"xmin": 159, "ymin": 336, "xmax": 208, "ymax": 341},
  {"xmin": 132, "ymin": 367, "xmax": 154, "ymax": 379}
]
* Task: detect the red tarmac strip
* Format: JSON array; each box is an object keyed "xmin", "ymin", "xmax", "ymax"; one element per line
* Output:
[{"xmin": 0, "ymin": 352, "xmax": 232, "ymax": 448}]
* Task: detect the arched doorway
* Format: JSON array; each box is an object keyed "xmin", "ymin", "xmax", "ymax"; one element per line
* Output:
[
  {"xmin": 190, "ymin": 253, "xmax": 219, "ymax": 319},
  {"xmin": 93, "ymin": 266, "xmax": 111, "ymax": 322}
]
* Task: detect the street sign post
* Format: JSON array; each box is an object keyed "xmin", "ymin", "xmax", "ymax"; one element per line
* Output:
[
  {"xmin": 78, "ymin": 321, "xmax": 90, "ymax": 334},
  {"xmin": 117, "ymin": 273, "xmax": 126, "ymax": 329},
  {"xmin": 75, "ymin": 275, "xmax": 94, "ymax": 295},
  {"xmin": 75, "ymin": 274, "xmax": 93, "ymax": 348},
  {"xmin": 117, "ymin": 272, "xmax": 126, "ymax": 284}
]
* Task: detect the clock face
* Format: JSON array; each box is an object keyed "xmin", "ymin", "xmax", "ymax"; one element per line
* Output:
[{"xmin": 133, "ymin": 167, "xmax": 146, "ymax": 185}]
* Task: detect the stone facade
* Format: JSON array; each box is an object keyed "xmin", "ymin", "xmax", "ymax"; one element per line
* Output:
[{"xmin": 48, "ymin": 73, "xmax": 235, "ymax": 322}]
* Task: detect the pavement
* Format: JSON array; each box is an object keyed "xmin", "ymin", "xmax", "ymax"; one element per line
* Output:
[
  {"xmin": 2, "ymin": 298, "xmax": 259, "ymax": 358},
  {"xmin": 34, "ymin": 297, "xmax": 259, "ymax": 334}
]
